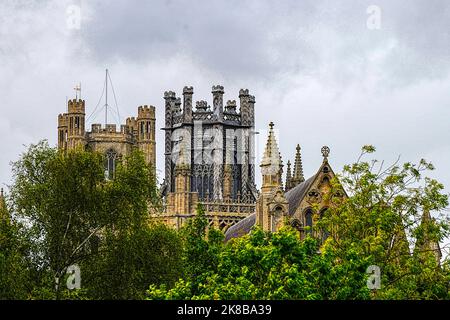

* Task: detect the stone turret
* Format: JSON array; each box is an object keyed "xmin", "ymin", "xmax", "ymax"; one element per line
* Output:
[
  {"xmin": 260, "ymin": 122, "xmax": 283, "ymax": 190},
  {"xmin": 65, "ymin": 99, "xmax": 86, "ymax": 150},
  {"xmin": 57, "ymin": 113, "xmax": 68, "ymax": 150},
  {"xmin": 183, "ymin": 86, "xmax": 193, "ymax": 123},
  {"xmin": 212, "ymin": 85, "xmax": 224, "ymax": 121},
  {"xmin": 137, "ymin": 105, "xmax": 156, "ymax": 167},
  {"xmin": 164, "ymin": 91, "xmax": 176, "ymax": 193},
  {"xmin": 290, "ymin": 144, "xmax": 305, "ymax": 187},
  {"xmin": 256, "ymin": 122, "xmax": 288, "ymax": 231}
]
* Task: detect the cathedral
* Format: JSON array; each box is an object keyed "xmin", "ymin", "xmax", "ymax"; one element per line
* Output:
[
  {"xmin": 224, "ymin": 122, "xmax": 342, "ymax": 241},
  {"xmin": 55, "ymin": 83, "xmax": 441, "ymax": 259},
  {"xmin": 54, "ymin": 85, "xmax": 354, "ymax": 236}
]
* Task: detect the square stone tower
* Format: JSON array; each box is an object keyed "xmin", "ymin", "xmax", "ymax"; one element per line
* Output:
[{"xmin": 58, "ymin": 98, "xmax": 156, "ymax": 179}]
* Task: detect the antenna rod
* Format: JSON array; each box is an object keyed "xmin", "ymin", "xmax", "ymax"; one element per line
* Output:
[{"xmin": 105, "ymin": 69, "xmax": 108, "ymax": 126}]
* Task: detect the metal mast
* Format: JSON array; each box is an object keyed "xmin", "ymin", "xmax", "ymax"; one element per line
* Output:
[{"xmin": 105, "ymin": 69, "xmax": 108, "ymax": 126}]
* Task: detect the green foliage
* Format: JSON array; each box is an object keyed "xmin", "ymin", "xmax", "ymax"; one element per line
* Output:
[
  {"xmin": 105, "ymin": 149, "xmax": 160, "ymax": 231},
  {"xmin": 10, "ymin": 141, "xmax": 108, "ymax": 298},
  {"xmin": 7, "ymin": 141, "xmax": 180, "ymax": 299},
  {"xmin": 318, "ymin": 145, "xmax": 450, "ymax": 299},
  {"xmin": 3, "ymin": 142, "xmax": 450, "ymax": 300},
  {"xmin": 148, "ymin": 145, "xmax": 450, "ymax": 300},
  {"xmin": 83, "ymin": 223, "xmax": 183, "ymax": 299},
  {"xmin": 179, "ymin": 204, "xmax": 223, "ymax": 283},
  {"xmin": 0, "ymin": 203, "xmax": 29, "ymax": 299},
  {"xmin": 78, "ymin": 150, "xmax": 182, "ymax": 299},
  {"xmin": 148, "ymin": 226, "xmax": 371, "ymax": 300}
]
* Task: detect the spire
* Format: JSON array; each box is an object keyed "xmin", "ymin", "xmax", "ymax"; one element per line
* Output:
[
  {"xmin": 291, "ymin": 144, "xmax": 305, "ymax": 186},
  {"xmin": 285, "ymin": 160, "xmax": 292, "ymax": 191},
  {"xmin": 261, "ymin": 122, "xmax": 282, "ymax": 175},
  {"xmin": 415, "ymin": 209, "xmax": 442, "ymax": 264},
  {"xmin": 279, "ymin": 151, "xmax": 284, "ymax": 186}
]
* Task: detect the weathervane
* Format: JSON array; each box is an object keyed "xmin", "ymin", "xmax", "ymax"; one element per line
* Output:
[
  {"xmin": 74, "ymin": 83, "xmax": 81, "ymax": 100},
  {"xmin": 321, "ymin": 146, "xmax": 330, "ymax": 160}
]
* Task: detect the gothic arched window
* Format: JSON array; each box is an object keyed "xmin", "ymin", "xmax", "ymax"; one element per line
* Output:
[
  {"xmin": 305, "ymin": 209, "xmax": 313, "ymax": 235},
  {"xmin": 105, "ymin": 149, "xmax": 118, "ymax": 180}
]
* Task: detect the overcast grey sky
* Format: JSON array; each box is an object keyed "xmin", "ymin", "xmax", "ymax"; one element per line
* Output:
[{"xmin": 1, "ymin": 1, "xmax": 450, "ymax": 226}]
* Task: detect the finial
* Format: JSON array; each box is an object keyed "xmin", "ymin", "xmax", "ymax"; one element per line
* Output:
[
  {"xmin": 321, "ymin": 146, "xmax": 330, "ymax": 159},
  {"xmin": 269, "ymin": 122, "xmax": 274, "ymax": 130},
  {"xmin": 285, "ymin": 160, "xmax": 292, "ymax": 191},
  {"xmin": 292, "ymin": 144, "xmax": 305, "ymax": 184}
]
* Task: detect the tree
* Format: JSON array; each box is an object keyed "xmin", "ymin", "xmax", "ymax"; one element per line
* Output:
[
  {"xmin": 148, "ymin": 146, "xmax": 450, "ymax": 300},
  {"xmin": 10, "ymin": 141, "xmax": 109, "ymax": 298},
  {"xmin": 78, "ymin": 149, "xmax": 183, "ymax": 299},
  {"xmin": 318, "ymin": 145, "xmax": 450, "ymax": 299},
  {"xmin": 147, "ymin": 225, "xmax": 371, "ymax": 300},
  {"xmin": 83, "ymin": 223, "xmax": 183, "ymax": 299},
  {"xmin": 179, "ymin": 204, "xmax": 223, "ymax": 283},
  {"xmin": 0, "ymin": 194, "xmax": 29, "ymax": 299},
  {"xmin": 9, "ymin": 142, "xmax": 170, "ymax": 299}
]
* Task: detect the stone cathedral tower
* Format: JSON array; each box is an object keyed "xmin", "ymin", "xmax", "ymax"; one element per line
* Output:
[
  {"xmin": 158, "ymin": 85, "xmax": 258, "ymax": 230},
  {"xmin": 58, "ymin": 98, "xmax": 156, "ymax": 178}
]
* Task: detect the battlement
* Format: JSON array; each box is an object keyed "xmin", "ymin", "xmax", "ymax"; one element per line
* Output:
[
  {"xmin": 138, "ymin": 105, "xmax": 155, "ymax": 119},
  {"xmin": 126, "ymin": 116, "xmax": 137, "ymax": 126},
  {"xmin": 239, "ymin": 89, "xmax": 250, "ymax": 97},
  {"xmin": 58, "ymin": 114, "xmax": 68, "ymax": 126},
  {"xmin": 183, "ymin": 86, "xmax": 193, "ymax": 94},
  {"xmin": 164, "ymin": 91, "xmax": 176, "ymax": 99},
  {"xmin": 212, "ymin": 85, "xmax": 225, "ymax": 94},
  {"xmin": 225, "ymin": 100, "xmax": 237, "ymax": 113},
  {"xmin": 90, "ymin": 123, "xmax": 131, "ymax": 135},
  {"xmin": 91, "ymin": 124, "xmax": 102, "ymax": 133},
  {"xmin": 106, "ymin": 124, "xmax": 116, "ymax": 132},
  {"xmin": 195, "ymin": 100, "xmax": 209, "ymax": 112},
  {"xmin": 164, "ymin": 85, "xmax": 255, "ymax": 126},
  {"xmin": 68, "ymin": 99, "xmax": 85, "ymax": 113}
]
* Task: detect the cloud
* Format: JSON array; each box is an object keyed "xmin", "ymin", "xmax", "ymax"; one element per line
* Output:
[{"xmin": 1, "ymin": 0, "xmax": 450, "ymax": 225}]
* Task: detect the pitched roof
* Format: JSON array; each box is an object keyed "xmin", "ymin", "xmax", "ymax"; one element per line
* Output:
[
  {"xmin": 224, "ymin": 213, "xmax": 256, "ymax": 242},
  {"xmin": 285, "ymin": 174, "xmax": 316, "ymax": 216}
]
